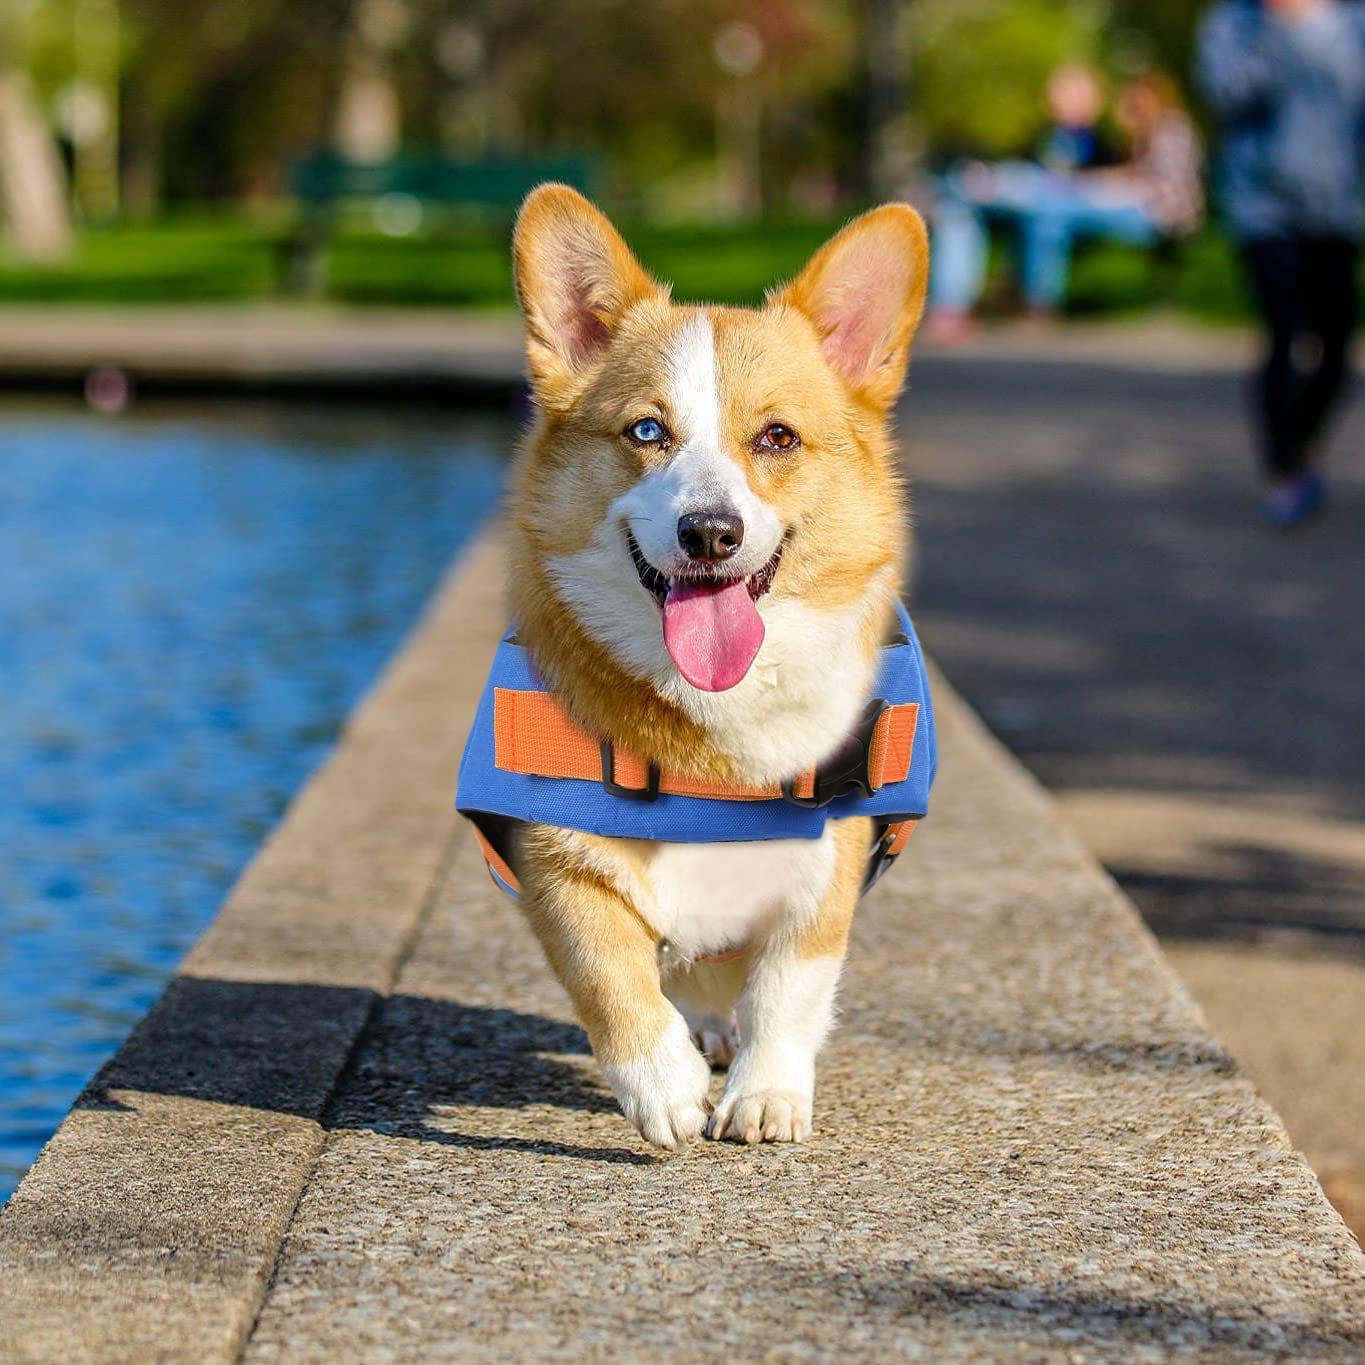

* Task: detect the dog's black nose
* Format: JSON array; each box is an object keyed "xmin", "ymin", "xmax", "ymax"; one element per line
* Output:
[{"xmin": 677, "ymin": 511, "xmax": 744, "ymax": 561}]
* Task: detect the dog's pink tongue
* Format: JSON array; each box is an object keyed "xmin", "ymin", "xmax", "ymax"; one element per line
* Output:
[{"xmin": 662, "ymin": 577, "xmax": 764, "ymax": 692}]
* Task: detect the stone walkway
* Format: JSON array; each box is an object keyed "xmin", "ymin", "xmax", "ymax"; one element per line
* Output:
[
  {"xmin": 903, "ymin": 343, "xmax": 1365, "ymax": 1237},
  {"xmin": 3, "ymin": 531, "xmax": 1363, "ymax": 1361}
]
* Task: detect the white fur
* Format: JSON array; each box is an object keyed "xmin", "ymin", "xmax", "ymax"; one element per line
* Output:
[
  {"xmin": 697, "ymin": 829, "xmax": 843, "ymax": 1143},
  {"xmin": 643, "ymin": 830, "xmax": 836, "ymax": 962},
  {"xmin": 549, "ymin": 528, "xmax": 889, "ymax": 780},
  {"xmin": 631, "ymin": 829, "xmax": 844, "ymax": 1146},
  {"xmin": 620, "ymin": 313, "xmax": 784, "ymax": 582},
  {"xmin": 599, "ymin": 1008, "xmax": 712, "ymax": 1150},
  {"xmin": 546, "ymin": 308, "xmax": 891, "ymax": 782},
  {"xmin": 709, "ymin": 953, "xmax": 844, "ymax": 1144},
  {"xmin": 666, "ymin": 312, "xmax": 723, "ymax": 462}
]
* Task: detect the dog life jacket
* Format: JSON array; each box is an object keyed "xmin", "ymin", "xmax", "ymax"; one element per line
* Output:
[{"xmin": 457, "ymin": 600, "xmax": 937, "ymax": 901}]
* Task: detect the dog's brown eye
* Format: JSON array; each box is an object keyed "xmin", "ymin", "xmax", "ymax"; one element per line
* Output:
[{"xmin": 757, "ymin": 424, "xmax": 799, "ymax": 452}]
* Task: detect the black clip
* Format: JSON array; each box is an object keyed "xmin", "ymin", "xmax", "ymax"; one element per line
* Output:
[
  {"xmin": 600, "ymin": 741, "xmax": 661, "ymax": 802},
  {"xmin": 783, "ymin": 699, "xmax": 887, "ymax": 809}
]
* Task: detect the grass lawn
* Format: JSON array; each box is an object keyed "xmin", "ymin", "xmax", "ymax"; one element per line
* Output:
[
  {"xmin": 0, "ymin": 210, "xmax": 1256, "ymax": 321},
  {"xmin": 0, "ymin": 214, "xmax": 849, "ymax": 310}
]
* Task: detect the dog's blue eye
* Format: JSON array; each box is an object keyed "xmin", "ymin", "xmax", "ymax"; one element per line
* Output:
[{"xmin": 626, "ymin": 418, "xmax": 667, "ymax": 445}]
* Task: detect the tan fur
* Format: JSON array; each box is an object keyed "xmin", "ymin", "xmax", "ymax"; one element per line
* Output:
[
  {"xmin": 509, "ymin": 296, "xmax": 907, "ymax": 779},
  {"xmin": 794, "ymin": 816, "xmax": 870, "ymax": 961},
  {"xmin": 502, "ymin": 184, "xmax": 929, "ymax": 1146},
  {"xmin": 518, "ymin": 824, "xmax": 671, "ymax": 1066}
]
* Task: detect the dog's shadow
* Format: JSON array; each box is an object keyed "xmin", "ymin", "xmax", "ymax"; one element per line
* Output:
[
  {"xmin": 77, "ymin": 976, "xmax": 657, "ymax": 1166},
  {"xmin": 337, "ymin": 993, "xmax": 659, "ymax": 1164}
]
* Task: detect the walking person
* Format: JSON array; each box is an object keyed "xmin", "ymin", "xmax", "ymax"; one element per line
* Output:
[{"xmin": 1198, "ymin": 0, "xmax": 1365, "ymax": 527}]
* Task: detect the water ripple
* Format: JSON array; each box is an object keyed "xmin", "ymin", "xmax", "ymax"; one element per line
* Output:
[{"xmin": 0, "ymin": 398, "xmax": 512, "ymax": 1200}]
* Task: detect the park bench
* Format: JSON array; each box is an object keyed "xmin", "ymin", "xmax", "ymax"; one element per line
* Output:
[{"xmin": 284, "ymin": 152, "xmax": 593, "ymax": 293}]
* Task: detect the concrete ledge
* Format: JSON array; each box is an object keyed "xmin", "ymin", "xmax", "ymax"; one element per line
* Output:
[
  {"xmin": 0, "ymin": 307, "xmax": 526, "ymax": 397},
  {"xmin": 0, "ymin": 307, "xmax": 1270, "ymax": 399},
  {"xmin": 3, "ymin": 531, "xmax": 1364, "ymax": 1361},
  {"xmin": 0, "ymin": 532, "xmax": 506, "ymax": 1362}
]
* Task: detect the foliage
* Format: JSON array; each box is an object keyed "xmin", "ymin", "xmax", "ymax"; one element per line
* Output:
[
  {"xmin": 0, "ymin": 216, "xmax": 283, "ymax": 301},
  {"xmin": 911, "ymin": 0, "xmax": 1106, "ymax": 160},
  {"xmin": 0, "ymin": 211, "xmax": 1258, "ymax": 321},
  {"xmin": 0, "ymin": 213, "xmax": 843, "ymax": 307},
  {"xmin": 13, "ymin": 0, "xmax": 1217, "ymax": 216},
  {"xmin": 1106, "ymin": 0, "xmax": 1208, "ymax": 91}
]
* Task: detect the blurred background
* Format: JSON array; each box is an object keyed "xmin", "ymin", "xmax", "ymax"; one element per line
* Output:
[
  {"xmin": 0, "ymin": 0, "xmax": 1235, "ymax": 315},
  {"xmin": 2, "ymin": 0, "xmax": 1364, "ymax": 1252}
]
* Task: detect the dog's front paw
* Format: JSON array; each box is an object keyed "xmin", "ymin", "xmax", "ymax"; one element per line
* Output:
[
  {"xmin": 601, "ymin": 1013, "xmax": 713, "ymax": 1151},
  {"xmin": 707, "ymin": 1088, "xmax": 812, "ymax": 1144}
]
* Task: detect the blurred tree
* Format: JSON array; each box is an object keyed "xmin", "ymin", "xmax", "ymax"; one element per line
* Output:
[
  {"xmin": 115, "ymin": 0, "xmax": 347, "ymax": 209},
  {"xmin": 910, "ymin": 0, "xmax": 1105, "ymax": 160},
  {"xmin": 1, "ymin": 0, "xmax": 1218, "ymax": 227},
  {"xmin": 1108, "ymin": 0, "xmax": 1206, "ymax": 90},
  {"xmin": 383, "ymin": 0, "xmax": 851, "ymax": 219},
  {"xmin": 855, "ymin": 0, "xmax": 913, "ymax": 199},
  {"xmin": 335, "ymin": 0, "xmax": 407, "ymax": 162},
  {"xmin": 0, "ymin": 2, "xmax": 74, "ymax": 258},
  {"xmin": 72, "ymin": 0, "xmax": 120, "ymax": 219}
]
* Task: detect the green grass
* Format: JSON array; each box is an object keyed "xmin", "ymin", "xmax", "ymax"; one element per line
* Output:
[
  {"xmin": 1066, "ymin": 231, "xmax": 1249, "ymax": 322},
  {"xmin": 0, "ymin": 210, "xmax": 1257, "ymax": 322},
  {"xmin": 0, "ymin": 218, "xmax": 283, "ymax": 303},
  {"xmin": 286, "ymin": 219, "xmax": 845, "ymax": 308}
]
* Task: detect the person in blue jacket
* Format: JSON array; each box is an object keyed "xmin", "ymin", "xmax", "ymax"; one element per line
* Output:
[{"xmin": 1198, "ymin": 0, "xmax": 1365, "ymax": 526}]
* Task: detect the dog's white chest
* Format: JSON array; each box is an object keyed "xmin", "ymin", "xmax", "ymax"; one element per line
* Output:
[{"xmin": 641, "ymin": 832, "xmax": 836, "ymax": 959}]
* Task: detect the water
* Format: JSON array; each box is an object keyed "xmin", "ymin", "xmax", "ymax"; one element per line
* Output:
[{"xmin": 0, "ymin": 397, "xmax": 513, "ymax": 1200}]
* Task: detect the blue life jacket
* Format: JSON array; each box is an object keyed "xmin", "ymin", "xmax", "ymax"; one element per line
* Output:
[{"xmin": 457, "ymin": 600, "xmax": 937, "ymax": 899}]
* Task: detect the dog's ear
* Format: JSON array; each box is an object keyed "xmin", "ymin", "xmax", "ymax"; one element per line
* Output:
[
  {"xmin": 774, "ymin": 204, "xmax": 929, "ymax": 412},
  {"xmin": 513, "ymin": 184, "xmax": 664, "ymax": 408}
]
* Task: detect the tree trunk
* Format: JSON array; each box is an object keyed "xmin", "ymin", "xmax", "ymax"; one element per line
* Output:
[
  {"xmin": 72, "ymin": 0, "xmax": 121, "ymax": 222},
  {"xmin": 0, "ymin": 66, "xmax": 74, "ymax": 262},
  {"xmin": 856, "ymin": 0, "xmax": 913, "ymax": 201},
  {"xmin": 334, "ymin": 0, "xmax": 406, "ymax": 162},
  {"xmin": 119, "ymin": 82, "xmax": 161, "ymax": 221}
]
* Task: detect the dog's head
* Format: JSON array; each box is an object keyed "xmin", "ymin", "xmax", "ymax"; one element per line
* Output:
[{"xmin": 509, "ymin": 186, "xmax": 927, "ymax": 772}]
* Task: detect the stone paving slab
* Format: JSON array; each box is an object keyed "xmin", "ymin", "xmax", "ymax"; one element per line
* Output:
[
  {"xmin": 902, "ymin": 350, "xmax": 1365, "ymax": 1244},
  {"xmin": 3, "ymin": 529, "xmax": 1364, "ymax": 1361},
  {"xmin": 243, "ymin": 694, "xmax": 1365, "ymax": 1359}
]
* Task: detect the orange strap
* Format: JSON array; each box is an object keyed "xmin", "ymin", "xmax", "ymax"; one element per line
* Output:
[
  {"xmin": 868, "ymin": 705, "xmax": 919, "ymax": 793},
  {"xmin": 472, "ymin": 826, "xmax": 523, "ymax": 895},
  {"xmin": 492, "ymin": 687, "xmax": 918, "ymax": 802},
  {"xmin": 882, "ymin": 819, "xmax": 918, "ymax": 857}
]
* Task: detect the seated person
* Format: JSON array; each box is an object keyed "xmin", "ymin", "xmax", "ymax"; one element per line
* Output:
[
  {"xmin": 928, "ymin": 68, "xmax": 1204, "ymax": 338},
  {"xmin": 1036, "ymin": 62, "xmax": 1125, "ymax": 175}
]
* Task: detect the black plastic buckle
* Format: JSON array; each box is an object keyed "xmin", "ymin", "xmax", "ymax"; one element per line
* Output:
[
  {"xmin": 600, "ymin": 741, "xmax": 661, "ymax": 802},
  {"xmin": 783, "ymin": 699, "xmax": 887, "ymax": 809},
  {"xmin": 862, "ymin": 818, "xmax": 905, "ymax": 895}
]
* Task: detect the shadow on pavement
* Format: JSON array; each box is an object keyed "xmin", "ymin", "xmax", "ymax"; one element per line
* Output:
[
  {"xmin": 907, "ymin": 354, "xmax": 1365, "ymax": 953},
  {"xmin": 77, "ymin": 973, "xmax": 1240, "ymax": 1136},
  {"xmin": 809, "ymin": 1264, "xmax": 1365, "ymax": 1355},
  {"xmin": 74, "ymin": 974, "xmax": 651, "ymax": 1165}
]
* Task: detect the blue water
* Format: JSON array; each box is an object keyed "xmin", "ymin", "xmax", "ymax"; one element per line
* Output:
[{"xmin": 0, "ymin": 398, "xmax": 512, "ymax": 1199}]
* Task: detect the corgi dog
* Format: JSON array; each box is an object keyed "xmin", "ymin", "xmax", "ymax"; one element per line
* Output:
[{"xmin": 497, "ymin": 185, "xmax": 928, "ymax": 1149}]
